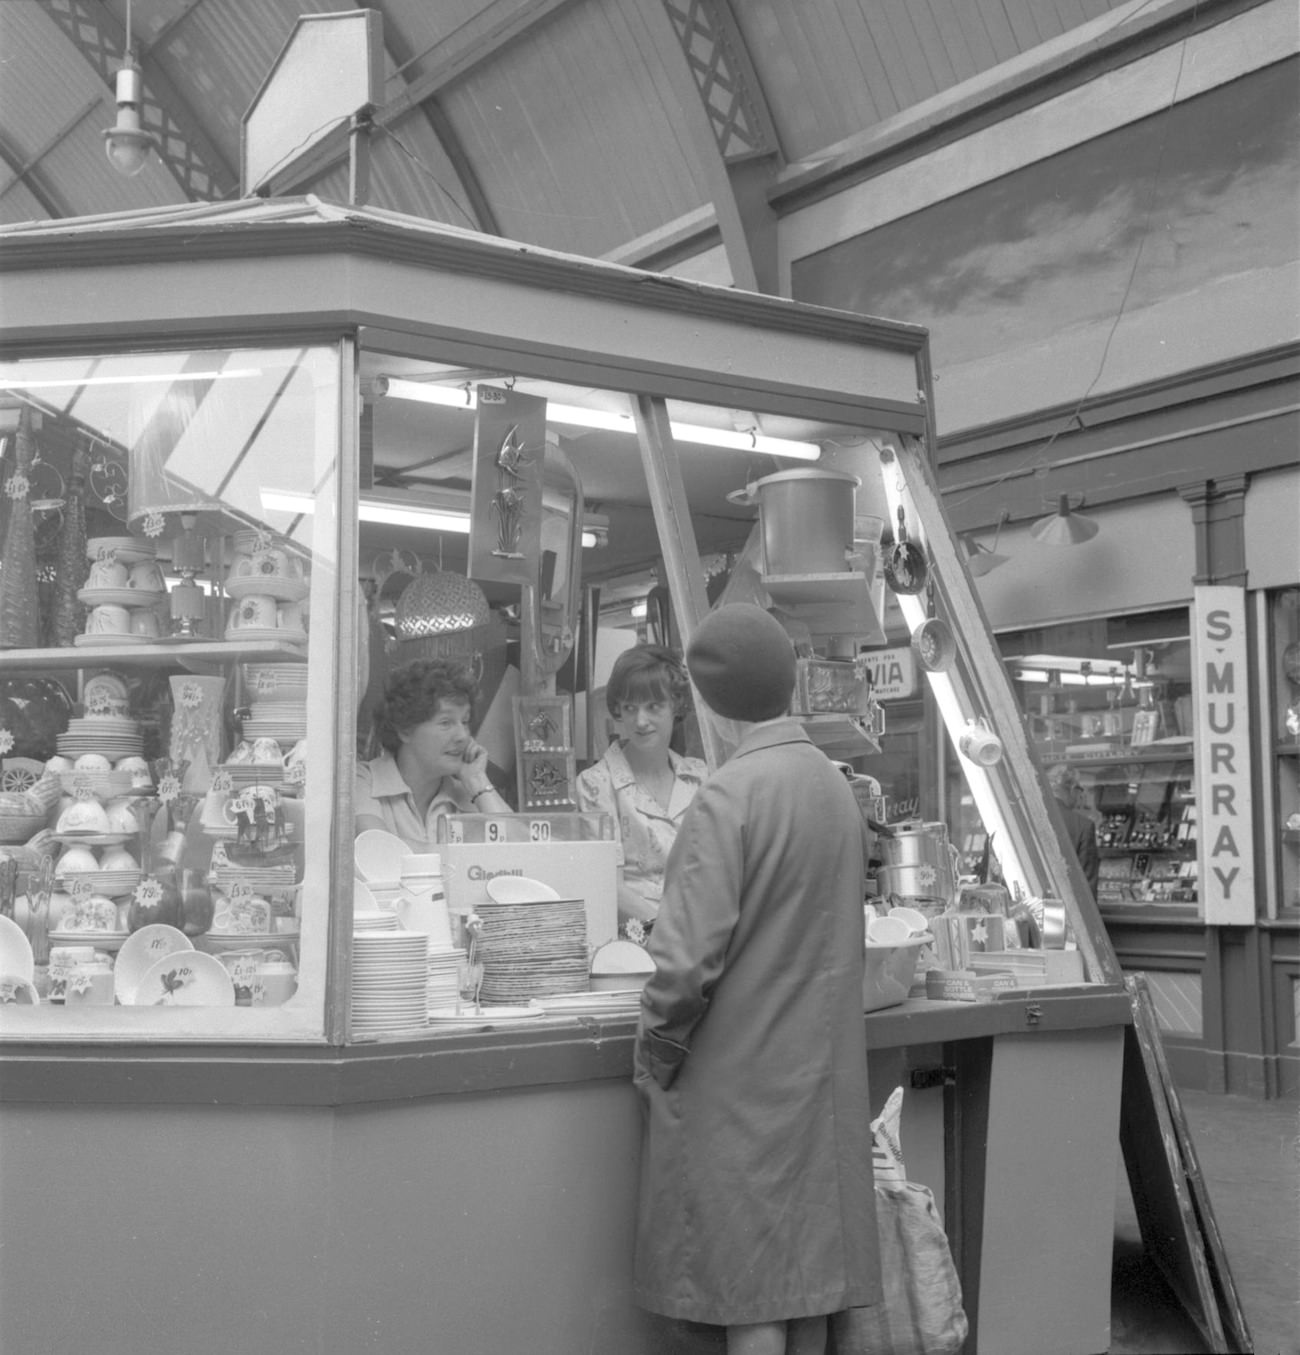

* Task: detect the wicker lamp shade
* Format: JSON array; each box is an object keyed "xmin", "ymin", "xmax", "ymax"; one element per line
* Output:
[{"xmin": 394, "ymin": 570, "xmax": 490, "ymax": 640}]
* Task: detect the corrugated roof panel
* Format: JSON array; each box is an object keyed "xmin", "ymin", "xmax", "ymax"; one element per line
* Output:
[
  {"xmin": 737, "ymin": 0, "xmax": 1132, "ymax": 161},
  {"xmin": 441, "ymin": 0, "xmax": 707, "ymax": 256}
]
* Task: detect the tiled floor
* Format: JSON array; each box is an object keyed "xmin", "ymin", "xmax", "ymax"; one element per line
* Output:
[{"xmin": 1109, "ymin": 1087, "xmax": 1300, "ymax": 1355}]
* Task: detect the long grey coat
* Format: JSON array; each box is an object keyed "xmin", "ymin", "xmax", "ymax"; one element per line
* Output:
[{"xmin": 632, "ymin": 720, "xmax": 880, "ymax": 1326}]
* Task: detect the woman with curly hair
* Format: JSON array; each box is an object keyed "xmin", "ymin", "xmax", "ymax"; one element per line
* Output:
[
  {"xmin": 576, "ymin": 643, "xmax": 707, "ymax": 938},
  {"xmin": 356, "ymin": 658, "xmax": 510, "ymax": 851}
]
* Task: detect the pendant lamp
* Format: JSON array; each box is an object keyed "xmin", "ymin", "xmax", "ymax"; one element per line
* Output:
[
  {"xmin": 962, "ymin": 510, "xmax": 1009, "ymax": 577},
  {"xmin": 1030, "ymin": 493, "xmax": 1099, "ymax": 545}
]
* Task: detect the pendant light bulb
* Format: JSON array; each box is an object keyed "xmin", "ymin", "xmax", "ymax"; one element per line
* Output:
[{"xmin": 104, "ymin": 63, "xmax": 157, "ymax": 177}]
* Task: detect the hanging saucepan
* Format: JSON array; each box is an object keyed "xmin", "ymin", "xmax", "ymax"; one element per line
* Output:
[{"xmin": 884, "ymin": 505, "xmax": 928, "ymax": 595}]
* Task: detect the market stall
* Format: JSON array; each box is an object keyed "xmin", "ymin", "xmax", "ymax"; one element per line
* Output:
[{"xmin": 0, "ymin": 197, "xmax": 1131, "ymax": 1355}]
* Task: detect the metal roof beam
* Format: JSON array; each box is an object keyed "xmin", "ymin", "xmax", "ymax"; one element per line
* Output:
[
  {"xmin": 653, "ymin": 0, "xmax": 785, "ymax": 295},
  {"xmin": 0, "ymin": 97, "xmax": 100, "ymax": 218}
]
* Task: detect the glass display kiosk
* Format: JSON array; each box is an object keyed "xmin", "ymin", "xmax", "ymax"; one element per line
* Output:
[{"xmin": 0, "ymin": 198, "xmax": 1133, "ymax": 1355}]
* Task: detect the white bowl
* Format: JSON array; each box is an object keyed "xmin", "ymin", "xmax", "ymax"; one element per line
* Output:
[
  {"xmin": 354, "ymin": 829, "xmax": 410, "ymax": 883},
  {"xmin": 484, "ymin": 875, "xmax": 561, "ymax": 904}
]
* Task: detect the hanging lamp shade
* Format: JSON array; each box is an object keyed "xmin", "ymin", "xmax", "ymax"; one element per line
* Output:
[
  {"xmin": 394, "ymin": 569, "xmax": 490, "ymax": 639},
  {"xmin": 1030, "ymin": 493, "xmax": 1099, "ymax": 545},
  {"xmin": 962, "ymin": 535, "xmax": 1008, "ymax": 577}
]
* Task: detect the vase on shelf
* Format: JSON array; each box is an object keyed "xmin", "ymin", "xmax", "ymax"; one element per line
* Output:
[{"xmin": 168, "ymin": 675, "xmax": 227, "ymax": 794}]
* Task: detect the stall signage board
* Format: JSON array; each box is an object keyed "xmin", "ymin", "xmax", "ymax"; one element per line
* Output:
[
  {"xmin": 862, "ymin": 645, "xmax": 918, "ymax": 700},
  {"xmin": 468, "ymin": 386, "xmax": 546, "ymax": 587},
  {"xmin": 241, "ymin": 11, "xmax": 383, "ymax": 196},
  {"xmin": 1191, "ymin": 585, "xmax": 1254, "ymax": 925}
]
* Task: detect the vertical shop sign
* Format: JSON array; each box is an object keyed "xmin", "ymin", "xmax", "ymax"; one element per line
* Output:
[
  {"xmin": 468, "ymin": 385, "xmax": 545, "ymax": 587},
  {"xmin": 1191, "ymin": 586, "xmax": 1254, "ymax": 925}
]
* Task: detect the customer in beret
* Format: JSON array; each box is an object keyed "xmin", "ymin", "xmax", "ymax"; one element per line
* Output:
[{"xmin": 632, "ymin": 603, "xmax": 880, "ymax": 1354}]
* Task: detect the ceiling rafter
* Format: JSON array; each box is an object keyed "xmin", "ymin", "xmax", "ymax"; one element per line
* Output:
[
  {"xmin": 661, "ymin": 0, "xmax": 781, "ymax": 164},
  {"xmin": 0, "ymin": 97, "xmax": 102, "ymax": 217},
  {"xmin": 354, "ymin": 0, "xmax": 498, "ymax": 232},
  {"xmin": 651, "ymin": 0, "xmax": 784, "ymax": 296},
  {"xmin": 263, "ymin": 0, "xmax": 579, "ymax": 224},
  {"xmin": 39, "ymin": 0, "xmax": 237, "ymax": 202}
]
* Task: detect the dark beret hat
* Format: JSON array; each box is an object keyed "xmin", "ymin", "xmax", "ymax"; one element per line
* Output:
[{"xmin": 686, "ymin": 603, "xmax": 796, "ymax": 722}]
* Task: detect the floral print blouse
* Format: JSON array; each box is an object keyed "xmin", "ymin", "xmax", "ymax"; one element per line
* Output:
[{"xmin": 576, "ymin": 740, "xmax": 707, "ymax": 916}]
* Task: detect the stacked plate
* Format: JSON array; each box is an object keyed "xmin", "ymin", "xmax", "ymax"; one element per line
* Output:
[
  {"xmin": 243, "ymin": 663, "xmax": 309, "ymax": 701},
  {"xmin": 476, "ymin": 897, "xmax": 590, "ymax": 1004},
  {"xmin": 351, "ymin": 930, "xmax": 430, "ymax": 1033},
  {"xmin": 56, "ymin": 716, "xmax": 144, "ymax": 761},
  {"xmin": 529, "ymin": 990, "xmax": 642, "ymax": 1017},
  {"xmin": 426, "ymin": 945, "xmax": 465, "ymax": 1014},
  {"xmin": 354, "ymin": 909, "xmax": 400, "ymax": 932},
  {"xmin": 240, "ymin": 705, "xmax": 307, "ymax": 745}
]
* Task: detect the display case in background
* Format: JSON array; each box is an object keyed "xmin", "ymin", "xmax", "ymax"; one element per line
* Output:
[
  {"xmin": 0, "ymin": 344, "xmax": 343, "ymax": 1038},
  {"xmin": 994, "ymin": 615, "xmax": 1199, "ymax": 913},
  {"xmin": 1270, "ymin": 586, "xmax": 1300, "ymax": 912}
]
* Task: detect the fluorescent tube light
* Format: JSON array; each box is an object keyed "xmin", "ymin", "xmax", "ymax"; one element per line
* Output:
[
  {"xmin": 0, "ymin": 369, "xmax": 263, "ymax": 391},
  {"xmin": 262, "ymin": 488, "xmax": 601, "ymax": 547},
  {"xmin": 383, "ymin": 378, "xmax": 821, "ymax": 461}
]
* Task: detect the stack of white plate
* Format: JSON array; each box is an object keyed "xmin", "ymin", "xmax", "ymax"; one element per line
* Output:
[
  {"xmin": 476, "ymin": 898, "xmax": 590, "ymax": 1004},
  {"xmin": 56, "ymin": 716, "xmax": 144, "ymax": 760},
  {"xmin": 240, "ymin": 706, "xmax": 307, "ymax": 744},
  {"xmin": 426, "ymin": 945, "xmax": 465, "ymax": 1014},
  {"xmin": 242, "ymin": 663, "xmax": 309, "ymax": 702},
  {"xmin": 354, "ymin": 909, "xmax": 400, "ymax": 932},
  {"xmin": 351, "ymin": 931, "xmax": 430, "ymax": 1033}
]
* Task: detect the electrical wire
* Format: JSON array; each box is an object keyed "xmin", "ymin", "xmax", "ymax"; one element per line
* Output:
[{"xmin": 944, "ymin": 2, "xmax": 1199, "ymax": 516}]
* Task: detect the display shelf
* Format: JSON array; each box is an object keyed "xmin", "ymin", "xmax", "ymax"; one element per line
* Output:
[
  {"xmin": 1063, "ymin": 745, "xmax": 1196, "ymax": 767},
  {"xmin": 797, "ymin": 714, "xmax": 883, "ymax": 758},
  {"xmin": 760, "ymin": 571, "xmax": 885, "ymax": 642},
  {"xmin": 0, "ymin": 640, "xmax": 307, "ymax": 674}
]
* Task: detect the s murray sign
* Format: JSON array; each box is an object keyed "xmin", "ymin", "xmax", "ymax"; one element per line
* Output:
[{"xmin": 1192, "ymin": 587, "xmax": 1255, "ymax": 925}]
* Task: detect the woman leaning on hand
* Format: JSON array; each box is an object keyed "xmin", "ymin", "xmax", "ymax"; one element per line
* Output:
[{"xmin": 355, "ymin": 657, "xmax": 510, "ymax": 853}]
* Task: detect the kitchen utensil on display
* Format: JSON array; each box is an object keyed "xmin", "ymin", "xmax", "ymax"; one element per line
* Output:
[
  {"xmin": 875, "ymin": 821, "xmax": 959, "ymax": 907},
  {"xmin": 484, "ymin": 875, "xmax": 561, "ymax": 904},
  {"xmin": 354, "ymin": 829, "xmax": 409, "ymax": 884},
  {"xmin": 132, "ymin": 948, "xmax": 235, "ymax": 1006},
  {"xmin": 910, "ymin": 617, "xmax": 955, "ymax": 672},
  {"xmin": 886, "ymin": 906, "xmax": 931, "ymax": 937},
  {"xmin": 114, "ymin": 924, "xmax": 194, "ymax": 1005},
  {"xmin": 727, "ymin": 468, "xmax": 861, "ymax": 576},
  {"xmin": 957, "ymin": 716, "xmax": 1003, "ymax": 767},
  {"xmin": 883, "ymin": 505, "xmax": 928, "ymax": 595},
  {"xmin": 0, "ymin": 914, "xmax": 35, "ymax": 983},
  {"xmin": 866, "ymin": 914, "xmax": 913, "ymax": 945}
]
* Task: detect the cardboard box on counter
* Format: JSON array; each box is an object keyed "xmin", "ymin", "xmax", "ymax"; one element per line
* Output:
[
  {"xmin": 969, "ymin": 950, "xmax": 1086, "ymax": 986},
  {"xmin": 932, "ymin": 913, "xmax": 1007, "ymax": 969},
  {"xmin": 925, "ymin": 969, "xmax": 1018, "ymax": 1003}
]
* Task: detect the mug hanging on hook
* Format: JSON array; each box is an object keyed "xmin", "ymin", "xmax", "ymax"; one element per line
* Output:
[{"xmin": 884, "ymin": 504, "xmax": 928, "ymax": 595}]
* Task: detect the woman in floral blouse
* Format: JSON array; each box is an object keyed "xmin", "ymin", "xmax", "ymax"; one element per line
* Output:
[{"xmin": 576, "ymin": 645, "xmax": 707, "ymax": 939}]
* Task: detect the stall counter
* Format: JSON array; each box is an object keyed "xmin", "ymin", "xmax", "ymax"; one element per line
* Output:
[{"xmin": 0, "ymin": 987, "xmax": 1128, "ymax": 1355}]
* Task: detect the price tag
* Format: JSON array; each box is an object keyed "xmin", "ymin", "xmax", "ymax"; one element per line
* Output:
[
  {"xmin": 485, "ymin": 819, "xmax": 505, "ymax": 843},
  {"xmin": 445, "ymin": 819, "xmax": 464, "ymax": 845},
  {"xmin": 529, "ymin": 819, "xmax": 552, "ymax": 843}
]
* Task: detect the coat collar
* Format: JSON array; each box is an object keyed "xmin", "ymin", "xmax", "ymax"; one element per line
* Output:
[{"xmin": 730, "ymin": 718, "xmax": 812, "ymax": 761}]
